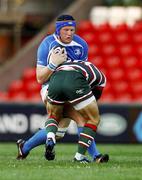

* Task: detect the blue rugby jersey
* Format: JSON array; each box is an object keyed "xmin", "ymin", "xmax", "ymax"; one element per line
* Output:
[{"xmin": 37, "ymin": 34, "xmax": 88, "ymax": 67}]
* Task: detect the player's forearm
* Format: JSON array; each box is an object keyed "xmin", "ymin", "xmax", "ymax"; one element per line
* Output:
[{"xmin": 36, "ymin": 66, "xmax": 53, "ymax": 84}]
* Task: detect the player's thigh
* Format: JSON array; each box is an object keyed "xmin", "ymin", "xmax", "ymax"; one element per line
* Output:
[
  {"xmin": 47, "ymin": 102, "xmax": 63, "ymax": 121},
  {"xmin": 77, "ymin": 100, "xmax": 100, "ymax": 126},
  {"xmin": 58, "ymin": 118, "xmax": 71, "ymax": 128},
  {"xmin": 63, "ymin": 103, "xmax": 86, "ymax": 126}
]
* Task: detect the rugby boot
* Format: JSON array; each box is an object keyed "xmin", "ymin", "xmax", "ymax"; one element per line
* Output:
[
  {"xmin": 74, "ymin": 157, "xmax": 90, "ymax": 164},
  {"xmin": 95, "ymin": 154, "xmax": 109, "ymax": 163},
  {"xmin": 45, "ymin": 138, "xmax": 55, "ymax": 160},
  {"xmin": 16, "ymin": 139, "xmax": 29, "ymax": 160}
]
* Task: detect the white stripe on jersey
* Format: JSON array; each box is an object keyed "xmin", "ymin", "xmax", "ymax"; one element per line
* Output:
[
  {"xmin": 56, "ymin": 61, "xmax": 106, "ymax": 87},
  {"xmin": 87, "ymin": 63, "xmax": 97, "ymax": 86},
  {"xmin": 57, "ymin": 64, "xmax": 89, "ymax": 81}
]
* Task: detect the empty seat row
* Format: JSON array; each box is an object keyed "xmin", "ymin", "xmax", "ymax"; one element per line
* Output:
[
  {"xmin": 0, "ymin": 19, "xmax": 142, "ymax": 103},
  {"xmin": 80, "ymin": 20, "xmax": 142, "ymax": 103},
  {"xmin": 90, "ymin": 6, "xmax": 142, "ymax": 26},
  {"xmin": 78, "ymin": 21, "xmax": 142, "ymax": 35}
]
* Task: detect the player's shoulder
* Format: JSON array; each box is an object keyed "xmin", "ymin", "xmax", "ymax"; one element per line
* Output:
[
  {"xmin": 83, "ymin": 61, "xmax": 98, "ymax": 69},
  {"xmin": 40, "ymin": 34, "xmax": 55, "ymax": 45},
  {"xmin": 73, "ymin": 34, "xmax": 88, "ymax": 47}
]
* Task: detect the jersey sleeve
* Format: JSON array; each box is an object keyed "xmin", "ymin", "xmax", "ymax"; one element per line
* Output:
[
  {"xmin": 37, "ymin": 40, "xmax": 49, "ymax": 67},
  {"xmin": 79, "ymin": 39, "xmax": 88, "ymax": 61}
]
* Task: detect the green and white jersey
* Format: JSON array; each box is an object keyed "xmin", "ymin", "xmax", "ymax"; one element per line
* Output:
[{"xmin": 56, "ymin": 61, "xmax": 106, "ymax": 89}]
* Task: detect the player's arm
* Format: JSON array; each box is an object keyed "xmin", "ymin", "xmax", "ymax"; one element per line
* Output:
[
  {"xmin": 36, "ymin": 66, "xmax": 53, "ymax": 84},
  {"xmin": 36, "ymin": 43, "xmax": 67, "ymax": 84}
]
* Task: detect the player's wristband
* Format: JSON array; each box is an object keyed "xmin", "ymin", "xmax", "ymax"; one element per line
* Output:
[{"xmin": 47, "ymin": 62, "xmax": 57, "ymax": 71}]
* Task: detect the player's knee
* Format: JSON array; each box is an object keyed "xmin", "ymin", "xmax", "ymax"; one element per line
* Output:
[
  {"xmin": 88, "ymin": 114, "xmax": 100, "ymax": 127},
  {"xmin": 96, "ymin": 115, "xmax": 100, "ymax": 126},
  {"xmin": 55, "ymin": 127, "xmax": 68, "ymax": 139},
  {"xmin": 95, "ymin": 113, "xmax": 100, "ymax": 126}
]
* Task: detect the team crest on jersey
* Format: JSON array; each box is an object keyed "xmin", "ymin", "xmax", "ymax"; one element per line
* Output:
[{"xmin": 74, "ymin": 48, "xmax": 81, "ymax": 56}]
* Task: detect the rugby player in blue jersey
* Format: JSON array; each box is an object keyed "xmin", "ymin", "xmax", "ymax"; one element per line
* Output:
[{"xmin": 16, "ymin": 14, "xmax": 109, "ymax": 163}]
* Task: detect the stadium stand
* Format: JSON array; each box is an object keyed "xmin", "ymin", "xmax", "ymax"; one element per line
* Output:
[
  {"xmin": 108, "ymin": 6, "xmax": 126, "ymax": 26},
  {"xmin": 77, "ymin": 9, "xmax": 142, "ymax": 103},
  {"xmin": 90, "ymin": 6, "xmax": 109, "ymax": 25},
  {"xmin": 126, "ymin": 6, "xmax": 142, "ymax": 26},
  {"xmin": 0, "ymin": 4, "xmax": 142, "ymax": 104}
]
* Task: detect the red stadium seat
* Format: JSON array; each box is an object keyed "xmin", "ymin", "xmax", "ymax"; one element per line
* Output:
[
  {"xmin": 25, "ymin": 80, "xmax": 41, "ymax": 97},
  {"xmin": 96, "ymin": 23, "xmax": 112, "ymax": 33},
  {"xmin": 130, "ymin": 82, "xmax": 142, "ymax": 102},
  {"xmin": 0, "ymin": 91, "xmax": 9, "ymax": 102},
  {"xmin": 112, "ymin": 23, "xmax": 129, "ymax": 33},
  {"xmin": 90, "ymin": 56, "xmax": 106, "ymax": 69},
  {"xmin": 80, "ymin": 32, "xmax": 96, "ymax": 44},
  {"xmin": 112, "ymin": 81, "xmax": 131, "ymax": 94},
  {"xmin": 122, "ymin": 56, "xmax": 139, "ymax": 69},
  {"xmin": 132, "ymin": 93, "xmax": 142, "ymax": 102},
  {"xmin": 130, "ymin": 82, "xmax": 142, "ymax": 94},
  {"xmin": 27, "ymin": 93, "xmax": 41, "ymax": 103},
  {"xmin": 105, "ymin": 56, "xmax": 122, "ymax": 69},
  {"xmin": 102, "ymin": 81, "xmax": 112, "ymax": 97},
  {"xmin": 8, "ymin": 80, "xmax": 24, "ymax": 98},
  {"xmin": 119, "ymin": 44, "xmax": 136, "ymax": 57},
  {"xmin": 137, "ymin": 57, "xmax": 142, "ymax": 68},
  {"xmin": 22, "ymin": 68, "xmax": 36, "ymax": 83},
  {"xmin": 101, "ymin": 44, "xmax": 118, "ymax": 57},
  {"xmin": 115, "ymin": 92, "xmax": 133, "ymax": 103},
  {"xmin": 107, "ymin": 68, "xmax": 126, "ymax": 81},
  {"xmin": 8, "ymin": 92, "xmax": 28, "ymax": 102},
  {"xmin": 88, "ymin": 44, "xmax": 101, "ymax": 57},
  {"xmin": 115, "ymin": 32, "xmax": 132, "ymax": 45},
  {"xmin": 125, "ymin": 68, "xmax": 142, "ymax": 82},
  {"xmin": 100, "ymin": 93, "xmax": 116, "ymax": 103},
  {"xmin": 135, "ymin": 44, "xmax": 142, "ymax": 57},
  {"xmin": 131, "ymin": 21, "xmax": 142, "ymax": 33},
  {"xmin": 77, "ymin": 20, "xmax": 95, "ymax": 34},
  {"xmin": 97, "ymin": 32, "xmax": 114, "ymax": 44},
  {"xmin": 132, "ymin": 33, "xmax": 142, "ymax": 45}
]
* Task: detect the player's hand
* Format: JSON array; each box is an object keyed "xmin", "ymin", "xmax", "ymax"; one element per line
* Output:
[{"xmin": 49, "ymin": 47, "xmax": 67, "ymax": 66}]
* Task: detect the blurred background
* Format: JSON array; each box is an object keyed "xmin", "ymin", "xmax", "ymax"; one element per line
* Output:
[{"xmin": 0, "ymin": 0, "xmax": 142, "ymax": 143}]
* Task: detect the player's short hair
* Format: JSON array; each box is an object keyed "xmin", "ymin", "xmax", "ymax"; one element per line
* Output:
[{"xmin": 56, "ymin": 14, "xmax": 75, "ymax": 21}]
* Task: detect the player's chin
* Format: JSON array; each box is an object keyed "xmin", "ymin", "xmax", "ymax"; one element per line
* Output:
[{"xmin": 64, "ymin": 38, "xmax": 72, "ymax": 44}]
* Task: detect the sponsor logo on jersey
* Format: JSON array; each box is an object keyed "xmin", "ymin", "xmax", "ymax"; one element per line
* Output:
[{"xmin": 76, "ymin": 89, "xmax": 84, "ymax": 94}]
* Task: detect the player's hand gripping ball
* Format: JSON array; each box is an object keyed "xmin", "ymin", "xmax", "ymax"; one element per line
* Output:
[{"xmin": 49, "ymin": 46, "xmax": 67, "ymax": 66}]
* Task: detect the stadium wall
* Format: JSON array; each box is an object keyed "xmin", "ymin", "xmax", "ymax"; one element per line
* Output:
[{"xmin": 0, "ymin": 103, "xmax": 141, "ymax": 143}]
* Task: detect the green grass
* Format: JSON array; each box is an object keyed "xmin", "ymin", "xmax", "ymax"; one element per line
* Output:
[{"xmin": 0, "ymin": 143, "xmax": 142, "ymax": 180}]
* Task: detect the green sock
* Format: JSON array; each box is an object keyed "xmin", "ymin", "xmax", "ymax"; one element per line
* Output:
[
  {"xmin": 45, "ymin": 119, "xmax": 58, "ymax": 134},
  {"xmin": 78, "ymin": 125, "xmax": 96, "ymax": 155}
]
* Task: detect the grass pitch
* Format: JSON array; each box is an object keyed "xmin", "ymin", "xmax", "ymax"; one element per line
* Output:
[{"xmin": 0, "ymin": 143, "xmax": 142, "ymax": 180}]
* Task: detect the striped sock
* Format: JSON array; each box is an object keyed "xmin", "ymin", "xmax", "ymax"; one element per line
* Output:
[
  {"xmin": 78, "ymin": 123, "xmax": 97, "ymax": 155},
  {"xmin": 78, "ymin": 127, "xmax": 100, "ymax": 159},
  {"xmin": 45, "ymin": 119, "xmax": 58, "ymax": 143}
]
